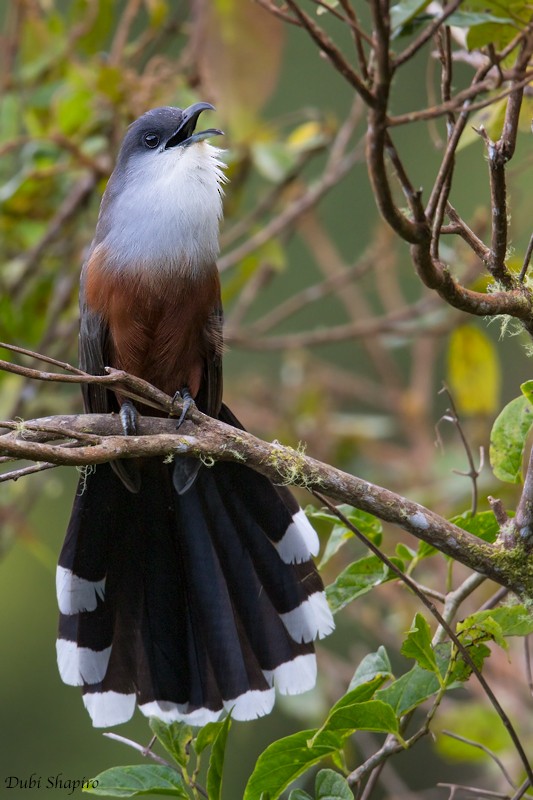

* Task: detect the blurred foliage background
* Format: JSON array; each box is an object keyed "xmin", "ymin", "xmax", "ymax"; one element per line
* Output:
[{"xmin": 2, "ymin": 0, "xmax": 533, "ymax": 797}]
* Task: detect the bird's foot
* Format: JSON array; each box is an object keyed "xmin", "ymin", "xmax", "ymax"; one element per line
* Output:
[
  {"xmin": 120, "ymin": 399, "xmax": 139, "ymax": 436},
  {"xmin": 172, "ymin": 387, "xmax": 196, "ymax": 429}
]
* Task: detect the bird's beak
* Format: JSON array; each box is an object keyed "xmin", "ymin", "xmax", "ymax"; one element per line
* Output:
[{"xmin": 165, "ymin": 102, "xmax": 224, "ymax": 149}]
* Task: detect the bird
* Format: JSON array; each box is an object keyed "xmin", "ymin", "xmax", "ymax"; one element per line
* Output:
[{"xmin": 56, "ymin": 103, "xmax": 335, "ymax": 728}]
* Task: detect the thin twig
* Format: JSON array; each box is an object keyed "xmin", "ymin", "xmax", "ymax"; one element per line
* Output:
[
  {"xmin": 390, "ymin": 69, "xmax": 533, "ymax": 127},
  {"xmin": 103, "ymin": 732, "xmax": 174, "ymax": 768},
  {"xmin": 519, "ymin": 234, "xmax": 533, "ymax": 282},
  {"xmin": 438, "ymin": 784, "xmax": 513, "ymax": 799},
  {"xmin": 525, "ymin": 636, "xmax": 533, "ymax": 697},
  {"xmin": 444, "ymin": 204, "xmax": 491, "ymax": 263},
  {"xmin": 437, "ymin": 384, "xmax": 482, "ymax": 516},
  {"xmin": 479, "ymin": 586, "xmax": 510, "ymax": 611},
  {"xmin": 0, "ymin": 342, "xmax": 85, "ymax": 375},
  {"xmin": 510, "ymin": 779, "xmax": 533, "ymax": 800},
  {"xmin": 441, "ymin": 730, "xmax": 516, "ymax": 789},
  {"xmin": 0, "ymin": 462, "xmax": 58, "ymax": 483},
  {"xmin": 514, "ymin": 446, "xmax": 533, "ymax": 542}
]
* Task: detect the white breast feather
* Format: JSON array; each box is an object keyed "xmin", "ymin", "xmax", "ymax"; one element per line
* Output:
[{"xmin": 102, "ymin": 143, "xmax": 226, "ymax": 275}]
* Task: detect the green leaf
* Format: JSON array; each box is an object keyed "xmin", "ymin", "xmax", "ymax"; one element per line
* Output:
[
  {"xmin": 318, "ymin": 524, "xmax": 354, "ymax": 569},
  {"xmin": 313, "ymin": 700, "xmax": 399, "ymax": 745},
  {"xmin": 458, "ymin": 606, "xmax": 533, "ymax": 646},
  {"xmin": 447, "ymin": 10, "xmax": 515, "ymax": 27},
  {"xmin": 376, "ymin": 645, "xmax": 454, "ymax": 716},
  {"xmin": 194, "ymin": 720, "xmax": 227, "ymax": 755},
  {"xmin": 459, "ymin": 614, "xmax": 507, "ymax": 650},
  {"xmin": 149, "ymin": 719, "xmax": 193, "ymax": 769},
  {"xmin": 288, "ymin": 792, "xmax": 313, "ymax": 800},
  {"xmin": 489, "ymin": 395, "xmax": 533, "ymax": 483},
  {"xmin": 326, "ymin": 555, "xmax": 403, "ymax": 613},
  {"xmin": 485, "ymin": 605, "xmax": 533, "ymax": 637},
  {"xmin": 390, "ymin": 0, "xmax": 431, "ymax": 32},
  {"xmin": 243, "ymin": 729, "xmax": 343, "ymax": 800},
  {"xmin": 326, "ymin": 675, "xmax": 388, "ymax": 715},
  {"xmin": 450, "ymin": 510, "xmax": 501, "ymax": 543},
  {"xmin": 83, "ymin": 765, "xmax": 189, "ymax": 797},
  {"xmin": 416, "ymin": 540, "xmax": 438, "ymax": 559},
  {"xmin": 376, "ymin": 666, "xmax": 440, "ymax": 716},
  {"xmin": 395, "ymin": 543, "xmax": 416, "ymax": 561},
  {"xmin": 317, "ymin": 507, "xmax": 383, "ymax": 568},
  {"xmin": 401, "ymin": 613, "xmax": 440, "ymax": 677},
  {"xmin": 315, "ymin": 769, "xmax": 354, "ymax": 799},
  {"xmin": 447, "ymin": 325, "xmax": 500, "ymax": 415},
  {"xmin": 466, "ymin": 20, "xmax": 519, "ymax": 51},
  {"xmin": 206, "ymin": 714, "xmax": 232, "ymax": 800},
  {"xmin": 349, "ymin": 647, "xmax": 393, "ymax": 690},
  {"xmin": 310, "ymin": 506, "xmax": 382, "ymax": 540},
  {"xmin": 312, "ymin": 676, "xmax": 395, "ymax": 746},
  {"xmin": 522, "ymin": 379, "xmax": 533, "ymax": 406},
  {"xmin": 452, "ymin": 643, "xmax": 491, "ymax": 683}
]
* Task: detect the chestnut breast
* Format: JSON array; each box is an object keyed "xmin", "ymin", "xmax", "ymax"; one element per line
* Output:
[{"xmin": 84, "ymin": 246, "xmax": 222, "ymax": 399}]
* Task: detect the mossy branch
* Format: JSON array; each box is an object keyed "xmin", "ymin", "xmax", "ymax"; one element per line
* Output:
[{"xmin": 1, "ymin": 406, "xmax": 532, "ymax": 596}]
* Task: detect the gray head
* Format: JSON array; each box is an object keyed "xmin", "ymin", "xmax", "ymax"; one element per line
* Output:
[
  {"xmin": 94, "ymin": 102, "xmax": 227, "ymax": 272},
  {"xmin": 116, "ymin": 103, "xmax": 223, "ymax": 170}
]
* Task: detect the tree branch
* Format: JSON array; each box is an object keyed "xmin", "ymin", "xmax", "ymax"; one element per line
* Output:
[{"xmin": 1, "ymin": 405, "xmax": 531, "ymax": 595}]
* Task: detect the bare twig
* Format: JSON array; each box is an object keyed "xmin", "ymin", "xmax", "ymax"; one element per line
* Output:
[
  {"xmin": 525, "ymin": 636, "xmax": 533, "ymax": 696},
  {"xmin": 437, "ymin": 384, "xmax": 483, "ymax": 516},
  {"xmin": 103, "ymin": 732, "xmax": 174, "ymax": 767},
  {"xmin": 510, "ymin": 779, "xmax": 533, "ymax": 800},
  {"xmin": 0, "ymin": 462, "xmax": 58, "ymax": 483},
  {"xmin": 479, "ymin": 586, "xmax": 510, "ymax": 611},
  {"xmin": 476, "ymin": 125, "xmax": 513, "ymax": 288},
  {"xmin": 438, "ymin": 784, "xmax": 513, "ymax": 799},
  {"xmin": 444, "ymin": 204, "xmax": 491, "ymax": 263},
  {"xmin": 519, "ymin": 234, "xmax": 533, "ymax": 282},
  {"xmin": 514, "ymin": 446, "xmax": 533, "ymax": 543},
  {"xmin": 0, "ymin": 342, "xmax": 85, "ymax": 374},
  {"xmin": 390, "ymin": 69, "xmax": 533, "ymax": 127},
  {"xmin": 434, "ymin": 572, "xmax": 487, "ymax": 646}
]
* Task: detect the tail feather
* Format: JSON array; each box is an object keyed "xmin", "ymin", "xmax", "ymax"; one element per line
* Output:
[
  {"xmin": 217, "ymin": 405, "xmax": 320, "ymax": 564},
  {"xmin": 57, "ymin": 449, "xmax": 334, "ymax": 728}
]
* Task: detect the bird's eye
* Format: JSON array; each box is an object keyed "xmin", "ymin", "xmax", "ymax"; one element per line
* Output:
[{"xmin": 143, "ymin": 132, "xmax": 160, "ymax": 149}]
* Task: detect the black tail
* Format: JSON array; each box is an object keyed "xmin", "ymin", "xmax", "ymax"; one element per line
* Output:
[{"xmin": 56, "ymin": 415, "xmax": 334, "ymax": 727}]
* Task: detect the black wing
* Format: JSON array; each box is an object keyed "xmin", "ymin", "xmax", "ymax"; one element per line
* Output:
[
  {"xmin": 197, "ymin": 304, "xmax": 224, "ymax": 419},
  {"xmin": 79, "ymin": 266, "xmax": 115, "ymax": 415},
  {"xmin": 79, "ymin": 266, "xmax": 140, "ymax": 492}
]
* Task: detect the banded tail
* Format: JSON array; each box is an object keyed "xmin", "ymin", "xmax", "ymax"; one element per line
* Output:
[{"xmin": 56, "ymin": 429, "xmax": 334, "ymax": 727}]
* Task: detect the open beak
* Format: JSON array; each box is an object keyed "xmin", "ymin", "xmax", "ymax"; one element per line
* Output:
[{"xmin": 165, "ymin": 102, "xmax": 224, "ymax": 149}]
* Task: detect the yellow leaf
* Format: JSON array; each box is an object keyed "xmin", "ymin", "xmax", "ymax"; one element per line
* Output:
[
  {"xmin": 447, "ymin": 325, "xmax": 501, "ymax": 415},
  {"xmin": 287, "ymin": 121, "xmax": 325, "ymax": 151}
]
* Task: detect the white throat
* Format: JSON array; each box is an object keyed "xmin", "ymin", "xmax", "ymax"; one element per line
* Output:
[{"xmin": 99, "ymin": 143, "xmax": 226, "ymax": 275}]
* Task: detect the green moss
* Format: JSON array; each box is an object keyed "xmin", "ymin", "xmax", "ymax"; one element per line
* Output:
[
  {"xmin": 266, "ymin": 442, "xmax": 322, "ymax": 488},
  {"xmin": 491, "ymin": 541, "xmax": 533, "ymax": 597}
]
